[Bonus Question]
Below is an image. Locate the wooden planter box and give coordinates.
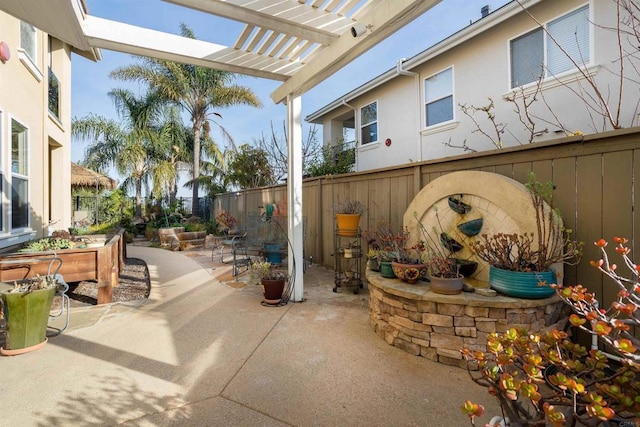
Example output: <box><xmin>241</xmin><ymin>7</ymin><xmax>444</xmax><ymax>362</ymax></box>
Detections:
<box><xmin>0</xmin><ymin>229</ymin><xmax>126</xmax><ymax>304</ymax></box>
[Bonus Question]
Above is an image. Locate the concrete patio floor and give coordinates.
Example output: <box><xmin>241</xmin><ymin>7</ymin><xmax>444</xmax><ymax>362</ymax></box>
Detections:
<box><xmin>1</xmin><ymin>245</ymin><xmax>500</xmax><ymax>426</ymax></box>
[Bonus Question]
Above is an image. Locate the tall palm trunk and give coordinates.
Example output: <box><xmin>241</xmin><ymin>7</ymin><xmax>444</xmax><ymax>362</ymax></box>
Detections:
<box><xmin>191</xmin><ymin>118</ymin><xmax>202</xmax><ymax>217</ymax></box>
<box><xmin>135</xmin><ymin>177</ymin><xmax>143</xmax><ymax>219</ymax></box>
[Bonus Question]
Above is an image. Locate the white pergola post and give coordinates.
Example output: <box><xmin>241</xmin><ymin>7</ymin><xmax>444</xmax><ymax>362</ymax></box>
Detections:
<box><xmin>286</xmin><ymin>93</ymin><xmax>304</xmax><ymax>302</ymax></box>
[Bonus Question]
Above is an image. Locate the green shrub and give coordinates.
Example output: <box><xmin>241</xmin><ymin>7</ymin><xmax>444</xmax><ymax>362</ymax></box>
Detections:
<box><xmin>20</xmin><ymin>238</ymin><xmax>73</xmax><ymax>252</ymax></box>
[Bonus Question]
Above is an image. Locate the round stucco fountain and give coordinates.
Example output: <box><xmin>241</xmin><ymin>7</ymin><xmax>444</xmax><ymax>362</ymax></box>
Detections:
<box><xmin>366</xmin><ymin>171</ymin><xmax>568</xmax><ymax>368</ymax></box>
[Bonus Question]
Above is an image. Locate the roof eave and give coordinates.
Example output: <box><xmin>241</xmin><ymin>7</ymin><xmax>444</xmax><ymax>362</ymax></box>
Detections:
<box><xmin>305</xmin><ymin>0</ymin><xmax>542</xmax><ymax>123</ymax></box>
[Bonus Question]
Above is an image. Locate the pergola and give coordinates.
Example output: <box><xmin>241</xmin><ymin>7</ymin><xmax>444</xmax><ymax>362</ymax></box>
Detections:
<box><xmin>1</xmin><ymin>0</ymin><xmax>441</xmax><ymax>301</ymax></box>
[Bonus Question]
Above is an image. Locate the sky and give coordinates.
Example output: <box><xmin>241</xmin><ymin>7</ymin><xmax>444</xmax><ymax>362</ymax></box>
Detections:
<box><xmin>71</xmin><ymin>0</ymin><xmax>511</xmax><ymax>192</ymax></box>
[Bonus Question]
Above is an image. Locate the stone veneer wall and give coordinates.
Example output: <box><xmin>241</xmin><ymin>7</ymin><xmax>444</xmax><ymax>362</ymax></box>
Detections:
<box><xmin>367</xmin><ymin>272</ymin><xmax>569</xmax><ymax>369</ymax></box>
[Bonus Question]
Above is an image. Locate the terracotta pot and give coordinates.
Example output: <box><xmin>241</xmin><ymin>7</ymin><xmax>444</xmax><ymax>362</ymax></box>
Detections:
<box><xmin>336</xmin><ymin>214</ymin><xmax>360</xmax><ymax>237</ymax></box>
<box><xmin>429</xmin><ymin>274</ymin><xmax>464</xmax><ymax>295</ymax></box>
<box><xmin>391</xmin><ymin>261</ymin><xmax>427</xmax><ymax>284</ymax></box>
<box><xmin>261</xmin><ymin>278</ymin><xmax>285</xmax><ymax>303</ymax></box>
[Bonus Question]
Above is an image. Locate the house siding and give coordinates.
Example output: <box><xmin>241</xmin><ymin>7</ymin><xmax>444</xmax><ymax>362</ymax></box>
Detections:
<box><xmin>311</xmin><ymin>0</ymin><xmax>632</xmax><ymax>172</ymax></box>
<box><xmin>0</xmin><ymin>11</ymin><xmax>74</xmax><ymax>248</ymax></box>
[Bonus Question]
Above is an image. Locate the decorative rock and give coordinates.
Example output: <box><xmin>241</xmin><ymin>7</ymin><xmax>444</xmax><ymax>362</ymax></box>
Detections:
<box><xmin>455</xmin><ymin>327</ymin><xmax>477</xmax><ymax>338</ymax></box>
<box><xmin>488</xmin><ymin>307</ymin><xmax>506</xmax><ymax>318</ymax></box>
<box><xmin>393</xmin><ymin>339</ymin><xmax>421</xmax><ymax>356</ymax></box>
<box><xmin>476</xmin><ymin>288</ymin><xmax>497</xmax><ymax>297</ymax></box>
<box><xmin>454</xmin><ymin>316</ymin><xmax>475</xmax><ymax>327</ymax></box>
<box><xmin>432</xmin><ymin>326</ymin><xmax>456</xmax><ymax>335</ymax></box>
<box><xmin>437</xmin><ymin>303</ymin><xmax>465</xmax><ymax>316</ymax></box>
<box><xmin>465</xmin><ymin>306</ymin><xmax>489</xmax><ymax>317</ymax></box>
<box><xmin>437</xmin><ymin>348</ymin><xmax>464</xmax><ymax>360</ymax></box>
<box><xmin>422</xmin><ymin>313</ymin><xmax>454</xmax><ymax>327</ymax></box>
<box><xmin>430</xmin><ymin>333</ymin><xmax>464</xmax><ymax>350</ymax></box>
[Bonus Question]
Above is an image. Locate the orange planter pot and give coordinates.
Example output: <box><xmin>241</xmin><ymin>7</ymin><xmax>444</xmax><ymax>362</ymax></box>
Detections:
<box><xmin>336</xmin><ymin>214</ymin><xmax>361</xmax><ymax>236</ymax></box>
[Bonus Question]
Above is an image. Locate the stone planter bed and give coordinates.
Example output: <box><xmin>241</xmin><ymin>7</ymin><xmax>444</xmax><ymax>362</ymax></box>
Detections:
<box><xmin>366</xmin><ymin>269</ymin><xmax>568</xmax><ymax>369</ymax></box>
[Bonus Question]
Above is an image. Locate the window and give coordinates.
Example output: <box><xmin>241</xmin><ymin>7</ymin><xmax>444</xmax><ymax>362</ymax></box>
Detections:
<box><xmin>360</xmin><ymin>101</ymin><xmax>378</xmax><ymax>145</ymax></box>
<box><xmin>11</xmin><ymin>119</ymin><xmax>29</xmax><ymax>229</ymax></box>
<box><xmin>424</xmin><ymin>67</ymin><xmax>453</xmax><ymax>127</ymax></box>
<box><xmin>0</xmin><ymin>111</ymin><xmax>2</xmax><ymax>231</ymax></box>
<box><xmin>510</xmin><ymin>5</ymin><xmax>590</xmax><ymax>88</ymax></box>
<box><xmin>20</xmin><ymin>21</ymin><xmax>36</xmax><ymax>62</ymax></box>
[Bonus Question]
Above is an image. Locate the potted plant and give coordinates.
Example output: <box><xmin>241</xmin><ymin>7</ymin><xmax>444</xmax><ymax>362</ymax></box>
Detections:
<box><xmin>0</xmin><ymin>274</ymin><xmax>61</xmax><ymax>355</ymax></box>
<box><xmin>462</xmin><ymin>238</ymin><xmax>640</xmax><ymax>425</ymax></box>
<box><xmin>261</xmin><ymin>215</ymin><xmax>286</xmax><ymax>264</ymax></box>
<box><xmin>414</xmin><ymin>212</ymin><xmax>465</xmax><ymax>294</ymax></box>
<box><xmin>366</xmin><ymin>248</ymin><xmax>380</xmax><ymax>271</ymax></box>
<box><xmin>334</xmin><ymin>199</ymin><xmax>366</xmax><ymax>237</ymax></box>
<box><xmin>372</xmin><ymin>222</ymin><xmax>427</xmax><ymax>284</ymax></box>
<box><xmin>215</xmin><ymin>210</ymin><xmax>238</xmax><ymax>235</ymax></box>
<box><xmin>470</xmin><ymin>173</ymin><xmax>583</xmax><ymax>298</ymax></box>
<box><xmin>249</xmin><ymin>261</ymin><xmax>287</xmax><ymax>305</ymax></box>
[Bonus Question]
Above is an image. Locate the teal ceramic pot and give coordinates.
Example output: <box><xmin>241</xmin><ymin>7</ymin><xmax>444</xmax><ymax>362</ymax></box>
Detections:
<box><xmin>264</xmin><ymin>244</ymin><xmax>283</xmax><ymax>264</ymax></box>
<box><xmin>379</xmin><ymin>261</ymin><xmax>396</xmax><ymax>278</ymax></box>
<box><xmin>489</xmin><ymin>266</ymin><xmax>556</xmax><ymax>299</ymax></box>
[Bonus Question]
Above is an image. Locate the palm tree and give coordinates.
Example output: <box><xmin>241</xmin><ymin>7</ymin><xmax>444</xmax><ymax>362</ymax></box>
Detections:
<box><xmin>154</xmin><ymin>105</ymin><xmax>190</xmax><ymax>206</ymax></box>
<box><xmin>110</xmin><ymin>24</ymin><xmax>261</xmax><ymax>217</ymax></box>
<box><xmin>72</xmin><ymin>88</ymin><xmax>165</xmax><ymax>220</ymax></box>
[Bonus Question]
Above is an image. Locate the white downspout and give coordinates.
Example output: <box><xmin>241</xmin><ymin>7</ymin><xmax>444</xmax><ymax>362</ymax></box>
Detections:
<box><xmin>286</xmin><ymin>93</ymin><xmax>304</xmax><ymax>302</ymax></box>
<box><xmin>396</xmin><ymin>59</ymin><xmax>422</xmax><ymax>162</ymax></box>
<box><xmin>341</xmin><ymin>99</ymin><xmax>357</xmax><ymax>170</ymax></box>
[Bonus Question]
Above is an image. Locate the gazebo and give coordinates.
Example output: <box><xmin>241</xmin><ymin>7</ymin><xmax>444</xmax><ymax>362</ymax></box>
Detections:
<box><xmin>71</xmin><ymin>162</ymin><xmax>116</xmax><ymax>226</ymax></box>
<box><xmin>71</xmin><ymin>162</ymin><xmax>116</xmax><ymax>191</ymax></box>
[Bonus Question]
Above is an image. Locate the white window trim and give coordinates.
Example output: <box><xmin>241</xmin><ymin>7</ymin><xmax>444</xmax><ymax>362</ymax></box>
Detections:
<box><xmin>17</xmin><ymin>48</ymin><xmax>43</xmax><ymax>82</ymax></box>
<box><xmin>420</xmin><ymin>120</ymin><xmax>460</xmax><ymax>136</ymax></box>
<box><xmin>508</xmin><ymin>3</ymin><xmax>591</xmax><ymax>91</ymax></box>
<box><xmin>503</xmin><ymin>64</ymin><xmax>601</xmax><ymax>100</ymax></box>
<box><xmin>9</xmin><ymin>116</ymin><xmax>31</xmax><ymax>232</ymax></box>
<box><xmin>0</xmin><ymin>108</ymin><xmax>3</xmax><ymax>236</ymax></box>
<box><xmin>358</xmin><ymin>140</ymin><xmax>380</xmax><ymax>152</ymax></box>
<box><xmin>359</xmin><ymin>100</ymin><xmax>379</xmax><ymax>145</ymax></box>
<box><xmin>423</xmin><ymin>66</ymin><xmax>455</xmax><ymax>129</ymax></box>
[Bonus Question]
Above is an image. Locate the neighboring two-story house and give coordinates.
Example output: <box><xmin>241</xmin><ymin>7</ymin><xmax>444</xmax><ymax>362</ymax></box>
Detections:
<box><xmin>0</xmin><ymin>9</ymin><xmax>99</xmax><ymax>249</ymax></box>
<box><xmin>306</xmin><ymin>0</ymin><xmax>632</xmax><ymax>172</ymax></box>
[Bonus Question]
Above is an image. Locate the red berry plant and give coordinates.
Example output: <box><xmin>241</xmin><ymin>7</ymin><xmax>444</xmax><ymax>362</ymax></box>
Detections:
<box><xmin>461</xmin><ymin>237</ymin><xmax>640</xmax><ymax>426</ymax></box>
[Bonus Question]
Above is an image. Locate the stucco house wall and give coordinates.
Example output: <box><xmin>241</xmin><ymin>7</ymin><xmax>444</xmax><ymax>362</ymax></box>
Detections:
<box><xmin>308</xmin><ymin>0</ymin><xmax>629</xmax><ymax>172</ymax></box>
<box><xmin>0</xmin><ymin>11</ymin><xmax>87</xmax><ymax>248</ymax></box>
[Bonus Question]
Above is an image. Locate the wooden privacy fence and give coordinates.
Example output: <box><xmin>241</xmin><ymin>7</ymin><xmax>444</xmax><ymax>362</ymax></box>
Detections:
<box><xmin>214</xmin><ymin>127</ymin><xmax>640</xmax><ymax>308</ymax></box>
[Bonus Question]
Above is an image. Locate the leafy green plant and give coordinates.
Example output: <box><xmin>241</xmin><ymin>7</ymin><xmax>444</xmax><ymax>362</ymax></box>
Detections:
<box><xmin>249</xmin><ymin>261</ymin><xmax>287</xmax><ymax>284</ymax></box>
<box><xmin>20</xmin><ymin>238</ymin><xmax>73</xmax><ymax>252</ymax></box>
<box><xmin>306</xmin><ymin>137</ymin><xmax>355</xmax><ymax>177</ymax></box>
<box><xmin>184</xmin><ymin>222</ymin><xmax>206</xmax><ymax>232</ymax></box>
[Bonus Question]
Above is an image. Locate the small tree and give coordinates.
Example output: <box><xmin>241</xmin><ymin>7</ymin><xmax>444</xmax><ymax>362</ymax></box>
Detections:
<box><xmin>227</xmin><ymin>144</ymin><xmax>274</xmax><ymax>189</ymax></box>
<box><xmin>306</xmin><ymin>137</ymin><xmax>356</xmax><ymax>177</ymax></box>
<box><xmin>252</xmin><ymin>121</ymin><xmax>322</xmax><ymax>182</ymax></box>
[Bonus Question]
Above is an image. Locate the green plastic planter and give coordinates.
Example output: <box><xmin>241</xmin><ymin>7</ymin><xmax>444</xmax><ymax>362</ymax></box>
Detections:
<box><xmin>1</xmin><ymin>283</ymin><xmax>56</xmax><ymax>354</ymax></box>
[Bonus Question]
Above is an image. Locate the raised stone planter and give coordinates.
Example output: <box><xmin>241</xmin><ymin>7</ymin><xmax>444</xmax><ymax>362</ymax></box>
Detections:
<box><xmin>366</xmin><ymin>269</ymin><xmax>568</xmax><ymax>369</ymax></box>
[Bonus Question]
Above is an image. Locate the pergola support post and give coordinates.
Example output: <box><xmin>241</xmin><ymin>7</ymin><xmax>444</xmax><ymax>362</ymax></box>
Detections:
<box><xmin>286</xmin><ymin>93</ymin><xmax>304</xmax><ymax>302</ymax></box>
